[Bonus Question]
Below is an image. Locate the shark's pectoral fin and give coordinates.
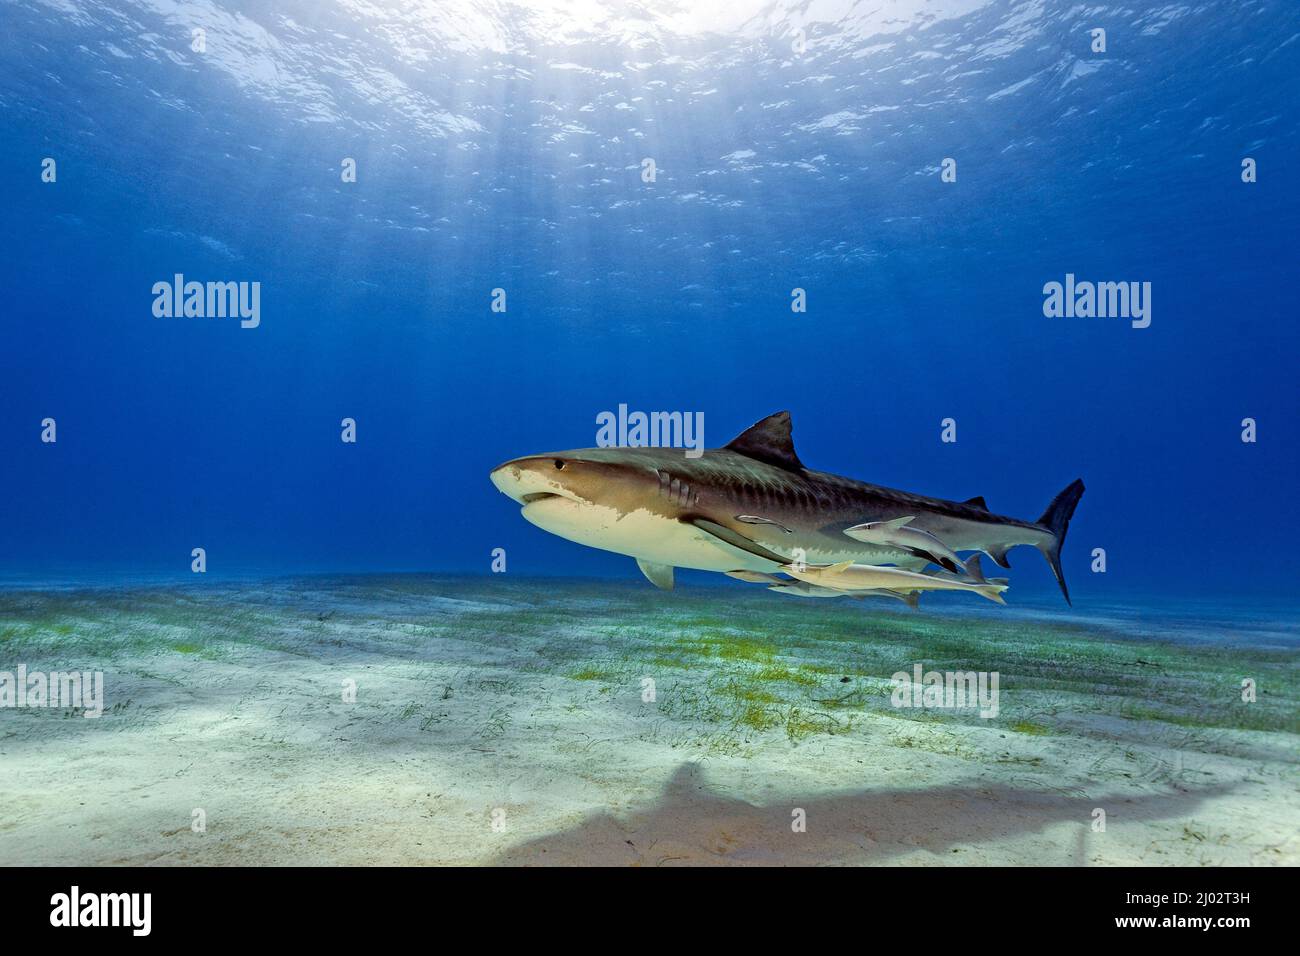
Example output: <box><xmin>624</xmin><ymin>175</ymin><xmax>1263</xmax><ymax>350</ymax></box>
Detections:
<box><xmin>636</xmin><ymin>558</ymin><xmax>675</xmax><ymax>591</ymax></box>
<box><xmin>685</xmin><ymin>517</ymin><xmax>789</xmax><ymax>565</ymax></box>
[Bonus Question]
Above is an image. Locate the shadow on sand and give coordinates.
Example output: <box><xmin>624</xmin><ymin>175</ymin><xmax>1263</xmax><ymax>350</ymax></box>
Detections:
<box><xmin>494</xmin><ymin>762</ymin><xmax>1231</xmax><ymax>866</ymax></box>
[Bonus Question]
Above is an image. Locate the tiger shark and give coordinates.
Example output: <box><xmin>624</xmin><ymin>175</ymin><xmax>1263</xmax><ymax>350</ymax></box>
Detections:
<box><xmin>489</xmin><ymin>411</ymin><xmax>1084</xmax><ymax>604</ymax></box>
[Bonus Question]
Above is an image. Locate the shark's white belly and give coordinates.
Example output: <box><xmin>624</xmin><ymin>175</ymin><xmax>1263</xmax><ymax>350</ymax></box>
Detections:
<box><xmin>521</xmin><ymin>498</ymin><xmax>773</xmax><ymax>572</ymax></box>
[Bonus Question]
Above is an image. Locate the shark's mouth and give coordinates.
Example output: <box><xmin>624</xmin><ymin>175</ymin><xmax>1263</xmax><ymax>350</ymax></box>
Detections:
<box><xmin>521</xmin><ymin>492</ymin><xmax>561</xmax><ymax>504</ymax></box>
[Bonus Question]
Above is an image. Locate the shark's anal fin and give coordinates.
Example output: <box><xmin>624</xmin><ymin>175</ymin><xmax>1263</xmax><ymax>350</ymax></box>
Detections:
<box><xmin>983</xmin><ymin>545</ymin><xmax>1012</xmax><ymax>569</ymax></box>
<box><xmin>636</xmin><ymin>559</ymin><xmax>675</xmax><ymax>591</ymax></box>
<box><xmin>685</xmin><ymin>517</ymin><xmax>788</xmax><ymax>565</ymax></box>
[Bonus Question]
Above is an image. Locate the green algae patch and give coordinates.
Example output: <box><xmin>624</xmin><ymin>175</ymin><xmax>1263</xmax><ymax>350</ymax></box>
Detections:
<box><xmin>1009</xmin><ymin>719</ymin><xmax>1051</xmax><ymax>736</ymax></box>
<box><xmin>754</xmin><ymin>664</ymin><xmax>820</xmax><ymax>687</ymax></box>
<box><xmin>716</xmin><ymin>638</ymin><xmax>778</xmax><ymax>663</ymax></box>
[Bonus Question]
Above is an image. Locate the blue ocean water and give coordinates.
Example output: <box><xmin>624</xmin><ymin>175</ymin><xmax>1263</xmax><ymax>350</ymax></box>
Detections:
<box><xmin>1</xmin><ymin>0</ymin><xmax>1297</xmax><ymax>605</ymax></box>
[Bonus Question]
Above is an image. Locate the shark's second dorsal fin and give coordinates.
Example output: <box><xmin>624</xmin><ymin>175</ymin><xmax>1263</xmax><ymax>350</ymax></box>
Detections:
<box><xmin>724</xmin><ymin>411</ymin><xmax>805</xmax><ymax>471</ymax></box>
<box><xmin>964</xmin><ymin>496</ymin><xmax>989</xmax><ymax>511</ymax></box>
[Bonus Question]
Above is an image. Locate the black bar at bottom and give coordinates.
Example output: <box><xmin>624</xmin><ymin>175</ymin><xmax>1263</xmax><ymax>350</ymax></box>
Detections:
<box><xmin>0</xmin><ymin>866</ymin><xmax>1280</xmax><ymax>941</ymax></box>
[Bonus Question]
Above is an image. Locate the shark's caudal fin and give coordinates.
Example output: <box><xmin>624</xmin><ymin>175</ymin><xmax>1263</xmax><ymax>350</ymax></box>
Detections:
<box><xmin>1035</xmin><ymin>479</ymin><xmax>1085</xmax><ymax>606</ymax></box>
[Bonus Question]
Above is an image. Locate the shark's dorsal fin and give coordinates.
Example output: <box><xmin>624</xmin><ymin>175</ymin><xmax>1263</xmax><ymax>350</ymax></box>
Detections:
<box><xmin>964</xmin><ymin>496</ymin><xmax>989</xmax><ymax>511</ymax></box>
<box><xmin>724</xmin><ymin>411</ymin><xmax>805</xmax><ymax>471</ymax></box>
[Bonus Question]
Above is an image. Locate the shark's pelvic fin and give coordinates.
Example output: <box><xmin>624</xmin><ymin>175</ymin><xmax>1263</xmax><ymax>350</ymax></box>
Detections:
<box><xmin>724</xmin><ymin>411</ymin><xmax>805</xmax><ymax>471</ymax></box>
<box><xmin>686</xmin><ymin>517</ymin><xmax>788</xmax><ymax>565</ymax></box>
<box><xmin>636</xmin><ymin>559</ymin><xmax>675</xmax><ymax>591</ymax></box>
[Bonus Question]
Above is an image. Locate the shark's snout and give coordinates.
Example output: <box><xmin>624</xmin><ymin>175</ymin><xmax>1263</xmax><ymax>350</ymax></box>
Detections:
<box><xmin>489</xmin><ymin>460</ymin><xmax>533</xmax><ymax>503</ymax></box>
<box><xmin>489</xmin><ymin>461</ymin><xmax>520</xmax><ymax>499</ymax></box>
<box><xmin>490</xmin><ymin>456</ymin><xmax>572</xmax><ymax>505</ymax></box>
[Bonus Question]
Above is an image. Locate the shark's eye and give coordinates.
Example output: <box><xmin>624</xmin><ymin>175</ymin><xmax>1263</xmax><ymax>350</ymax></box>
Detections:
<box><xmin>554</xmin><ymin>459</ymin><xmax>566</xmax><ymax>470</ymax></box>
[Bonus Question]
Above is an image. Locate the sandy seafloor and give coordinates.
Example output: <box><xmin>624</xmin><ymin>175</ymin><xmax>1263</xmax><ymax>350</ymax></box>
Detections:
<box><xmin>1</xmin><ymin>575</ymin><xmax>1295</xmax><ymax>866</ymax></box>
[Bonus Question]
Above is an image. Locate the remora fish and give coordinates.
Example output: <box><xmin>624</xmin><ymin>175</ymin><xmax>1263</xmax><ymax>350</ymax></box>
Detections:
<box><xmin>768</xmin><ymin>580</ymin><xmax>921</xmax><ymax>607</ymax></box>
<box><xmin>921</xmin><ymin>553</ymin><xmax>1008</xmax><ymax>587</ymax></box>
<box><xmin>489</xmin><ymin>411</ymin><xmax>1084</xmax><ymax>602</ymax></box>
<box><xmin>784</xmin><ymin>560</ymin><xmax>1008</xmax><ymax>604</ymax></box>
<box><xmin>843</xmin><ymin>516</ymin><xmax>966</xmax><ymax>574</ymax></box>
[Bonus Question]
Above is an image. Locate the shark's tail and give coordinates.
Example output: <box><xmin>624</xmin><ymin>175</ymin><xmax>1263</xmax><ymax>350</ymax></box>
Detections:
<box><xmin>1035</xmin><ymin>479</ymin><xmax>1085</xmax><ymax>606</ymax></box>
